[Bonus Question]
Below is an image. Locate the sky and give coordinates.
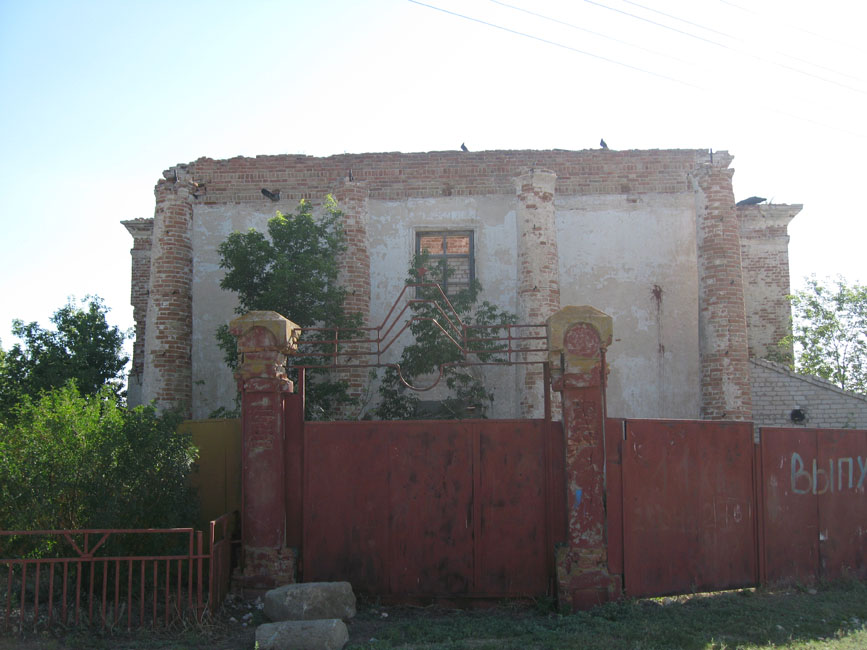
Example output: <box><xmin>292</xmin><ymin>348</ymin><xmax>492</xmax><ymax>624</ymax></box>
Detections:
<box><xmin>1</xmin><ymin>0</ymin><xmax>865</xmax><ymax>360</ymax></box>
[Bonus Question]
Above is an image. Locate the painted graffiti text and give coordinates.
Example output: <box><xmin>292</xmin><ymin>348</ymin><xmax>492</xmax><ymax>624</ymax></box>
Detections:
<box><xmin>790</xmin><ymin>452</ymin><xmax>867</xmax><ymax>495</ymax></box>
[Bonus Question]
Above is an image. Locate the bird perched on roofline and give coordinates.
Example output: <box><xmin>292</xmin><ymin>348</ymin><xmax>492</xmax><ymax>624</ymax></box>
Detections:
<box><xmin>600</xmin><ymin>138</ymin><xmax>609</xmax><ymax>150</ymax></box>
<box><xmin>461</xmin><ymin>142</ymin><xmax>469</xmax><ymax>152</ymax></box>
<box><xmin>736</xmin><ymin>196</ymin><xmax>766</xmax><ymax>206</ymax></box>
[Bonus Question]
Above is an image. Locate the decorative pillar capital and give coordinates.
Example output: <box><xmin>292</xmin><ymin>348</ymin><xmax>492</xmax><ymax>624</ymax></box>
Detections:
<box><xmin>229</xmin><ymin>311</ymin><xmax>301</xmax><ymax>385</ymax></box>
<box><xmin>547</xmin><ymin>306</ymin><xmax>612</xmax><ymax>388</ymax></box>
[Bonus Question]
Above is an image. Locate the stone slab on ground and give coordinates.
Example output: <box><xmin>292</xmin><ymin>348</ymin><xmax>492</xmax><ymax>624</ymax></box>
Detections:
<box><xmin>255</xmin><ymin>618</ymin><xmax>348</xmax><ymax>650</ymax></box>
<box><xmin>264</xmin><ymin>581</ymin><xmax>356</xmax><ymax>622</ymax></box>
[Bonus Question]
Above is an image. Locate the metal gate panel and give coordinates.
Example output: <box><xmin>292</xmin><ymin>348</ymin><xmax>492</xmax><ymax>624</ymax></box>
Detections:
<box><xmin>477</xmin><ymin>420</ymin><xmax>550</xmax><ymax>596</ymax></box>
<box><xmin>302</xmin><ymin>422</ymin><xmax>391</xmax><ymax>592</ymax></box>
<box><xmin>605</xmin><ymin>418</ymin><xmax>625</xmax><ymax>576</ymax></box>
<box><xmin>388</xmin><ymin>423</ymin><xmax>474</xmax><ymax>595</ymax></box>
<box><xmin>622</xmin><ymin>420</ymin><xmax>756</xmax><ymax>597</ymax></box>
<box><xmin>302</xmin><ymin>419</ymin><xmax>563</xmax><ymax>598</ymax></box>
<box><xmin>817</xmin><ymin>429</ymin><xmax>867</xmax><ymax>579</ymax></box>
<box><xmin>759</xmin><ymin>427</ymin><xmax>820</xmax><ymax>584</ymax></box>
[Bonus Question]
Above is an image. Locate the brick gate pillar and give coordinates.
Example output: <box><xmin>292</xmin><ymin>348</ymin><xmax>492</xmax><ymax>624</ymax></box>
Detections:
<box><xmin>230</xmin><ymin>311</ymin><xmax>301</xmax><ymax>593</ymax></box>
<box><xmin>547</xmin><ymin>306</ymin><xmax>621</xmax><ymax>610</ymax></box>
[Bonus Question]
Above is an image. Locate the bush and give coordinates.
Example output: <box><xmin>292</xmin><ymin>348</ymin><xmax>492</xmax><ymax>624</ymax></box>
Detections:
<box><xmin>0</xmin><ymin>382</ymin><xmax>198</xmax><ymax>556</ymax></box>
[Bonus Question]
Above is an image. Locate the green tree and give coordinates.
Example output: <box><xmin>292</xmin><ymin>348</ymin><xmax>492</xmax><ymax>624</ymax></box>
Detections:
<box><xmin>0</xmin><ymin>297</ymin><xmax>127</xmax><ymax>419</ymax></box>
<box><xmin>375</xmin><ymin>252</ymin><xmax>515</xmax><ymax>419</ymax></box>
<box><xmin>216</xmin><ymin>197</ymin><xmax>359</xmax><ymax>419</ymax></box>
<box><xmin>0</xmin><ymin>382</ymin><xmax>198</xmax><ymax>553</ymax></box>
<box><xmin>785</xmin><ymin>276</ymin><xmax>867</xmax><ymax>394</ymax></box>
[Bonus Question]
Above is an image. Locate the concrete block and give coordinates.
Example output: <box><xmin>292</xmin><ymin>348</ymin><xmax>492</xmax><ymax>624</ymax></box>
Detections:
<box><xmin>264</xmin><ymin>582</ymin><xmax>356</xmax><ymax>622</ymax></box>
<box><xmin>255</xmin><ymin>619</ymin><xmax>348</xmax><ymax>650</ymax></box>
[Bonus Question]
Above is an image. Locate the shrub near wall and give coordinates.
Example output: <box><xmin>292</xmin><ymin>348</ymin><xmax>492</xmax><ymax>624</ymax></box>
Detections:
<box><xmin>0</xmin><ymin>382</ymin><xmax>198</xmax><ymax>555</ymax></box>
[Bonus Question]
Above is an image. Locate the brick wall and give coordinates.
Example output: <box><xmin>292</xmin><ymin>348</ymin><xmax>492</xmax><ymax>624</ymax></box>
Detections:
<box><xmin>121</xmin><ymin>218</ymin><xmax>153</xmax><ymax>407</ymax></box>
<box><xmin>750</xmin><ymin>359</ymin><xmax>867</xmax><ymax>429</ymax></box>
<box><xmin>693</xmin><ymin>159</ymin><xmax>753</xmax><ymax>420</ymax></box>
<box><xmin>738</xmin><ymin>204</ymin><xmax>802</xmax><ymax>361</ymax></box>
<box><xmin>185</xmin><ymin>149</ymin><xmax>710</xmax><ymax>204</ymax></box>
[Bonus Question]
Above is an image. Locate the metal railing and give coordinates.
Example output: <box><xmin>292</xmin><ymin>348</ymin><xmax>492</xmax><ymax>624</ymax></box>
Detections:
<box><xmin>290</xmin><ymin>282</ymin><xmax>551</xmax><ymax>390</ymax></box>
<box><xmin>0</xmin><ymin>513</ymin><xmax>235</xmax><ymax>631</ymax></box>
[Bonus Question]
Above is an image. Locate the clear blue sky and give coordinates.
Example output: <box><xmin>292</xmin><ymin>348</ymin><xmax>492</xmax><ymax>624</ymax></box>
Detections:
<box><xmin>1</xmin><ymin>0</ymin><xmax>865</xmax><ymax>357</ymax></box>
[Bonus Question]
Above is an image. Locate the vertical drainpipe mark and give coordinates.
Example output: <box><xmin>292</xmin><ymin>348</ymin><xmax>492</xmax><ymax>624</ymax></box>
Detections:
<box><xmin>574</xmin><ymin>488</ymin><xmax>583</xmax><ymax>509</ymax></box>
<box><xmin>652</xmin><ymin>284</ymin><xmax>665</xmax><ymax>415</ymax></box>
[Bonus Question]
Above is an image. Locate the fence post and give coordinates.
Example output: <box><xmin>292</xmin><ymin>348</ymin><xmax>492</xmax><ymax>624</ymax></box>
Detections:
<box><xmin>547</xmin><ymin>306</ymin><xmax>622</xmax><ymax>610</ymax></box>
<box><xmin>230</xmin><ymin>311</ymin><xmax>301</xmax><ymax>594</ymax></box>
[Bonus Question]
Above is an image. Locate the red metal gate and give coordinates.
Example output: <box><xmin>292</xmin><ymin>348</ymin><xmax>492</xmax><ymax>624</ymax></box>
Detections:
<box><xmin>299</xmin><ymin>419</ymin><xmax>566</xmax><ymax>598</ymax></box>
<box><xmin>614</xmin><ymin>419</ymin><xmax>758</xmax><ymax>597</ymax></box>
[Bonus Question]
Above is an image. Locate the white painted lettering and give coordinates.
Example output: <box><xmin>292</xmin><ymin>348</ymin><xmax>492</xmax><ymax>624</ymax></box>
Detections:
<box><xmin>839</xmin><ymin>457</ymin><xmax>854</xmax><ymax>491</ymax></box>
<box><xmin>791</xmin><ymin>453</ymin><xmax>812</xmax><ymax>495</ymax></box>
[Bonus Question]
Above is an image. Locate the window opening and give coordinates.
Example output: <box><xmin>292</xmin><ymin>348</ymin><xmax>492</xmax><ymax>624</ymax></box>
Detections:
<box><xmin>416</xmin><ymin>231</ymin><xmax>474</xmax><ymax>296</ymax></box>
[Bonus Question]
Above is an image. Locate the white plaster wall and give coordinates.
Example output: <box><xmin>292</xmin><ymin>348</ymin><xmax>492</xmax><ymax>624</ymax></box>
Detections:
<box><xmin>556</xmin><ymin>193</ymin><xmax>701</xmax><ymax>419</ymax></box>
<box><xmin>191</xmin><ymin>203</ymin><xmax>275</xmax><ymax>418</ymax></box>
<box><xmin>190</xmin><ymin>192</ymin><xmax>703</xmax><ymax>420</ymax></box>
<box><xmin>366</xmin><ymin>196</ymin><xmax>520</xmax><ymax>418</ymax></box>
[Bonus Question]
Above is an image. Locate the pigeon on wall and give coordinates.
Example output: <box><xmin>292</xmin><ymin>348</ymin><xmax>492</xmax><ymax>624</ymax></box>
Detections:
<box><xmin>736</xmin><ymin>196</ymin><xmax>766</xmax><ymax>206</ymax></box>
<box><xmin>600</xmin><ymin>139</ymin><xmax>609</xmax><ymax>150</ymax></box>
<box><xmin>461</xmin><ymin>143</ymin><xmax>469</xmax><ymax>152</ymax></box>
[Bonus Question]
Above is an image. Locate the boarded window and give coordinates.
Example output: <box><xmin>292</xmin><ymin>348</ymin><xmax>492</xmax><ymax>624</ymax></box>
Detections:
<box><xmin>416</xmin><ymin>231</ymin><xmax>474</xmax><ymax>296</ymax></box>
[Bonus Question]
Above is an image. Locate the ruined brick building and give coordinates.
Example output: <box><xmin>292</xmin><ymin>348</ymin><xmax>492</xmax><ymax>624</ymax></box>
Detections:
<box><xmin>122</xmin><ymin>148</ymin><xmax>867</xmax><ymax>428</ymax></box>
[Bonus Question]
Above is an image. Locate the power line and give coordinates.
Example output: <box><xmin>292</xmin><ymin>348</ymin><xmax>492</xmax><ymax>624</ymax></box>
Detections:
<box><xmin>582</xmin><ymin>0</ymin><xmax>730</xmax><ymax>49</ymax></box>
<box><xmin>625</xmin><ymin>0</ymin><xmax>867</xmax><ymax>88</ymax></box>
<box><xmin>488</xmin><ymin>0</ymin><xmax>691</xmax><ymax>65</ymax></box>
<box><xmin>716</xmin><ymin>0</ymin><xmax>867</xmax><ymax>58</ymax></box>
<box><xmin>582</xmin><ymin>0</ymin><xmax>867</xmax><ymax>96</ymax></box>
<box><xmin>406</xmin><ymin>0</ymin><xmax>702</xmax><ymax>88</ymax></box>
<box><xmin>405</xmin><ymin>0</ymin><xmax>867</xmax><ymax>139</ymax></box>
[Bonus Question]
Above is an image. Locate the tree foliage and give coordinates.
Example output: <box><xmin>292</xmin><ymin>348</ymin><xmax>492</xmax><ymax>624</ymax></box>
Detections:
<box><xmin>375</xmin><ymin>252</ymin><xmax>515</xmax><ymax>419</ymax></box>
<box><xmin>0</xmin><ymin>382</ymin><xmax>198</xmax><ymax>553</ymax></box>
<box><xmin>216</xmin><ymin>197</ymin><xmax>359</xmax><ymax>419</ymax></box>
<box><xmin>786</xmin><ymin>276</ymin><xmax>867</xmax><ymax>394</ymax></box>
<box><xmin>0</xmin><ymin>297</ymin><xmax>127</xmax><ymax>419</ymax></box>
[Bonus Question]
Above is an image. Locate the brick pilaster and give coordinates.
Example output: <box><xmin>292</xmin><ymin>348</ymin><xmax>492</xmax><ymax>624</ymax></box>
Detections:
<box><xmin>141</xmin><ymin>168</ymin><xmax>194</xmax><ymax>416</ymax></box>
<box><xmin>738</xmin><ymin>203</ymin><xmax>802</xmax><ymax>361</ymax></box>
<box><xmin>693</xmin><ymin>159</ymin><xmax>752</xmax><ymax>420</ymax></box>
<box><xmin>515</xmin><ymin>169</ymin><xmax>561</xmax><ymax>418</ymax></box>
<box><xmin>333</xmin><ymin>180</ymin><xmax>371</xmax><ymax>419</ymax></box>
<box><xmin>121</xmin><ymin>218</ymin><xmax>153</xmax><ymax>407</ymax></box>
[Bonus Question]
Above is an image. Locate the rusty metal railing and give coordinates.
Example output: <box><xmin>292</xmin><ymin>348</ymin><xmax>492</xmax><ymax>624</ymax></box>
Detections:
<box><xmin>290</xmin><ymin>282</ymin><xmax>551</xmax><ymax>390</ymax></box>
<box><xmin>0</xmin><ymin>513</ymin><xmax>235</xmax><ymax>631</ymax></box>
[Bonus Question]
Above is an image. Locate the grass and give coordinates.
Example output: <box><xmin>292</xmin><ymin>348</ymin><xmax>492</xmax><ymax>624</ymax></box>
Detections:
<box><xmin>346</xmin><ymin>580</ymin><xmax>867</xmax><ymax>650</ymax></box>
<box><xmin>1</xmin><ymin>580</ymin><xmax>865</xmax><ymax>649</ymax></box>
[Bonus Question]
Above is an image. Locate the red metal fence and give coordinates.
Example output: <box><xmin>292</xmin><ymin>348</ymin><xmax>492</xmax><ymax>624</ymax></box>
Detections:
<box><xmin>605</xmin><ymin>421</ymin><xmax>867</xmax><ymax>597</ymax></box>
<box><xmin>758</xmin><ymin>427</ymin><xmax>867</xmax><ymax>583</ymax></box>
<box><xmin>0</xmin><ymin>513</ymin><xmax>234</xmax><ymax>631</ymax></box>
